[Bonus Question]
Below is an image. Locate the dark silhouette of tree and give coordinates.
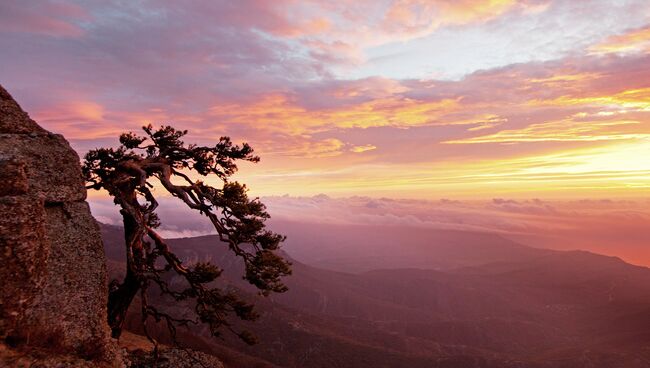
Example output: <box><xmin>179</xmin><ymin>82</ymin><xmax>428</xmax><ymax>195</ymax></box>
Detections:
<box><xmin>83</xmin><ymin>124</ymin><xmax>291</xmax><ymax>345</ymax></box>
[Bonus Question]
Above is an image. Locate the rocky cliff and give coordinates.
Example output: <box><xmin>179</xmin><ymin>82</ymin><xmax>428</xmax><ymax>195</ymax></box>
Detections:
<box><xmin>0</xmin><ymin>85</ymin><xmax>120</xmax><ymax>366</ymax></box>
<box><xmin>0</xmin><ymin>85</ymin><xmax>225</xmax><ymax>368</ymax></box>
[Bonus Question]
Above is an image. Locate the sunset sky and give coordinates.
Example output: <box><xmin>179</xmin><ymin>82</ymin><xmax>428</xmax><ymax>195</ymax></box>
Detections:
<box><xmin>1</xmin><ymin>0</ymin><xmax>650</xmax><ymax>199</ymax></box>
<box><xmin>2</xmin><ymin>1</ymin><xmax>650</xmax><ymax>267</ymax></box>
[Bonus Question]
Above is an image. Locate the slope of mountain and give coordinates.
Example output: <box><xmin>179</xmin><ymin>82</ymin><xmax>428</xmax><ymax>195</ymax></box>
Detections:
<box><xmin>101</xmin><ymin>223</ymin><xmax>650</xmax><ymax>368</ymax></box>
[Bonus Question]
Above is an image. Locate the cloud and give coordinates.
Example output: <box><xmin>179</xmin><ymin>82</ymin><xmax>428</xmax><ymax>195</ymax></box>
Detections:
<box><xmin>445</xmin><ymin>119</ymin><xmax>648</xmax><ymax>144</ymax></box>
<box><xmin>2</xmin><ymin>1</ymin><xmax>650</xmax><ymax>199</ymax></box>
<box><xmin>380</xmin><ymin>0</ymin><xmax>521</xmax><ymax>37</ymax></box>
<box><xmin>20</xmin><ymin>50</ymin><xmax>650</xmax><ymax>198</ymax></box>
<box><xmin>489</xmin><ymin>198</ymin><xmax>558</xmax><ymax>215</ymax></box>
<box><xmin>266</xmin><ymin>137</ymin><xmax>347</xmax><ymax>158</ymax></box>
<box><xmin>589</xmin><ymin>24</ymin><xmax>650</xmax><ymax>55</ymax></box>
<box><xmin>0</xmin><ymin>1</ymin><xmax>88</xmax><ymax>37</ymax></box>
<box><xmin>350</xmin><ymin>144</ymin><xmax>377</xmax><ymax>153</ymax></box>
<box><xmin>207</xmin><ymin>92</ymin><xmax>464</xmax><ymax>135</ymax></box>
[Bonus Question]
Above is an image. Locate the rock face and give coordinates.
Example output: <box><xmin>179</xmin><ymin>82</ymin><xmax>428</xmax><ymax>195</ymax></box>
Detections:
<box><xmin>0</xmin><ymin>85</ymin><xmax>120</xmax><ymax>366</ymax></box>
<box><xmin>127</xmin><ymin>348</ymin><xmax>225</xmax><ymax>368</ymax></box>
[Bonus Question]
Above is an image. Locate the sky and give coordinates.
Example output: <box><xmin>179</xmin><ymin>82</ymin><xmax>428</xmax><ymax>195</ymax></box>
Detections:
<box><xmin>2</xmin><ymin>0</ymin><xmax>649</xmax><ymax>265</ymax></box>
<box><xmin>1</xmin><ymin>0</ymin><xmax>650</xmax><ymax>200</ymax></box>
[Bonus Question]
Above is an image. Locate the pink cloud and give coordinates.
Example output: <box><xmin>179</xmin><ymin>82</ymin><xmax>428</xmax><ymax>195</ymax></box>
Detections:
<box><xmin>0</xmin><ymin>1</ymin><xmax>88</xmax><ymax>37</ymax></box>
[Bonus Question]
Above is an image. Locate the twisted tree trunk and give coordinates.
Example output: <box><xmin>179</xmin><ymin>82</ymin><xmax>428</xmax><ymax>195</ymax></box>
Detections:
<box><xmin>107</xmin><ymin>210</ymin><xmax>144</xmax><ymax>338</ymax></box>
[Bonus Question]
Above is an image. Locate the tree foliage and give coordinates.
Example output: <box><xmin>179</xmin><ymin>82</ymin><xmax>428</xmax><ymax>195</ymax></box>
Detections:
<box><xmin>83</xmin><ymin>124</ymin><xmax>291</xmax><ymax>344</ymax></box>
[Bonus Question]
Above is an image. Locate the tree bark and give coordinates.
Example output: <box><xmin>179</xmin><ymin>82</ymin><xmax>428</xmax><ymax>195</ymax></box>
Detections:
<box><xmin>107</xmin><ymin>210</ymin><xmax>143</xmax><ymax>339</ymax></box>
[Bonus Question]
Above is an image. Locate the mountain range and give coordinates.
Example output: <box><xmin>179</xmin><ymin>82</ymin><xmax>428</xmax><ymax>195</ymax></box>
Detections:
<box><xmin>101</xmin><ymin>221</ymin><xmax>650</xmax><ymax>368</ymax></box>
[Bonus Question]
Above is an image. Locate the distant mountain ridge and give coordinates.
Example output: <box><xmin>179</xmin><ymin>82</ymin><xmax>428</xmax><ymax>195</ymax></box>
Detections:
<box><xmin>271</xmin><ymin>220</ymin><xmax>552</xmax><ymax>272</ymax></box>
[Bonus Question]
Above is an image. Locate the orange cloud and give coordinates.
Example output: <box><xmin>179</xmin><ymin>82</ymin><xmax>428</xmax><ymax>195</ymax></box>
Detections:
<box><xmin>589</xmin><ymin>25</ymin><xmax>650</xmax><ymax>55</ymax></box>
<box><xmin>350</xmin><ymin>144</ymin><xmax>377</xmax><ymax>153</ymax></box>
<box><xmin>32</xmin><ymin>100</ymin><xmax>109</xmax><ymax>137</ymax></box>
<box><xmin>208</xmin><ymin>93</ymin><xmax>464</xmax><ymax>134</ymax></box>
<box><xmin>528</xmin><ymin>88</ymin><xmax>650</xmax><ymax>113</ymax></box>
<box><xmin>265</xmin><ymin>138</ymin><xmax>346</xmax><ymax>158</ymax></box>
<box><xmin>381</xmin><ymin>0</ymin><xmax>519</xmax><ymax>39</ymax></box>
<box><xmin>527</xmin><ymin>72</ymin><xmax>601</xmax><ymax>85</ymax></box>
<box><xmin>269</xmin><ymin>17</ymin><xmax>332</xmax><ymax>37</ymax></box>
<box><xmin>445</xmin><ymin>119</ymin><xmax>648</xmax><ymax>144</ymax></box>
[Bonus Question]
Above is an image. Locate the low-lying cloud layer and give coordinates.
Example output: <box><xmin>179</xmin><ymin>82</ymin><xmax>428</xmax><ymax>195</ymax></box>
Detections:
<box><xmin>89</xmin><ymin>194</ymin><xmax>650</xmax><ymax>267</ymax></box>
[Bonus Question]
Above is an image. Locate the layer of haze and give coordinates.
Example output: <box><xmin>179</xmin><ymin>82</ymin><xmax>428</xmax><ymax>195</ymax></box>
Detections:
<box><xmin>90</xmin><ymin>195</ymin><xmax>650</xmax><ymax>267</ymax></box>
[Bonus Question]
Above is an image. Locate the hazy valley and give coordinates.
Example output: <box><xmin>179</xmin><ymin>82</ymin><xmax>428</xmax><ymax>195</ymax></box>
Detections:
<box><xmin>102</xmin><ymin>222</ymin><xmax>650</xmax><ymax>368</ymax></box>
